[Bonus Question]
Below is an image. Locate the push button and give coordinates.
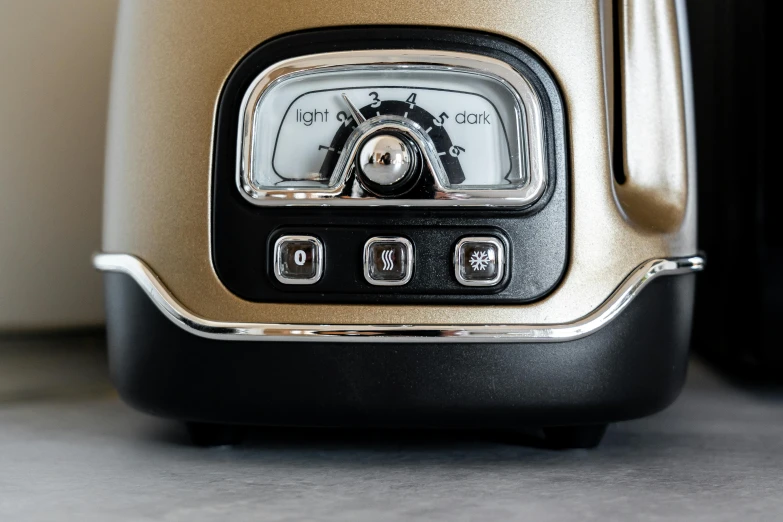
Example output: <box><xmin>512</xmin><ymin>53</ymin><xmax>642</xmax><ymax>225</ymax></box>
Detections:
<box><xmin>363</xmin><ymin>237</ymin><xmax>414</xmax><ymax>286</ymax></box>
<box><xmin>273</xmin><ymin>235</ymin><xmax>323</xmax><ymax>285</ymax></box>
<box><xmin>454</xmin><ymin>237</ymin><xmax>505</xmax><ymax>286</ymax></box>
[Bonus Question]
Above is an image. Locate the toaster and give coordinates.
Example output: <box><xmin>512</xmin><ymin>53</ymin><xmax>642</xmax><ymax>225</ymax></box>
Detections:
<box><xmin>95</xmin><ymin>0</ymin><xmax>702</xmax><ymax>448</ymax></box>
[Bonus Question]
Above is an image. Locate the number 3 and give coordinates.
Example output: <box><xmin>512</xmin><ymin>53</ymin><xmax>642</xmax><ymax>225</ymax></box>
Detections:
<box><xmin>369</xmin><ymin>91</ymin><xmax>381</xmax><ymax>108</ymax></box>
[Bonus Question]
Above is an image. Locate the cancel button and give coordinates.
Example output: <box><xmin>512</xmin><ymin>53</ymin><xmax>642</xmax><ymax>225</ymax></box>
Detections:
<box><xmin>273</xmin><ymin>235</ymin><xmax>324</xmax><ymax>285</ymax></box>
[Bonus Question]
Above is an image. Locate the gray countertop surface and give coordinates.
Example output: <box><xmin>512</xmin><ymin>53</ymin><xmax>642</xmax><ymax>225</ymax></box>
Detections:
<box><xmin>1</xmin><ymin>334</ymin><xmax>782</xmax><ymax>521</ymax></box>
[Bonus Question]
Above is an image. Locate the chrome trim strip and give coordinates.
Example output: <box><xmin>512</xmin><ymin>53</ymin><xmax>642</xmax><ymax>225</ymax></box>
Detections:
<box><xmin>236</xmin><ymin>50</ymin><xmax>546</xmax><ymax>207</ymax></box>
<box><xmin>94</xmin><ymin>253</ymin><xmax>703</xmax><ymax>343</ymax></box>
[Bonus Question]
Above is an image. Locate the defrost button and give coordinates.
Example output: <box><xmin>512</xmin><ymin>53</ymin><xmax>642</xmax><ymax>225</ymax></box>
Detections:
<box><xmin>454</xmin><ymin>237</ymin><xmax>505</xmax><ymax>287</ymax></box>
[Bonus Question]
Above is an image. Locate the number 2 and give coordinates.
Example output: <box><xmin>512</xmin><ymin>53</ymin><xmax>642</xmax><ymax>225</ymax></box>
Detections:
<box><xmin>336</xmin><ymin>111</ymin><xmax>353</xmax><ymax>127</ymax></box>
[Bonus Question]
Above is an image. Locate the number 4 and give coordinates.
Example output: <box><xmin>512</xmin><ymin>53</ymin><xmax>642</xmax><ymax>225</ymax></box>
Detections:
<box><xmin>406</xmin><ymin>93</ymin><xmax>417</xmax><ymax>108</ymax></box>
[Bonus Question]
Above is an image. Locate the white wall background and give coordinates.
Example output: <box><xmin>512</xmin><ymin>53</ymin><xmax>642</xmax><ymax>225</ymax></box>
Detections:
<box><xmin>0</xmin><ymin>0</ymin><xmax>118</xmax><ymax>330</ymax></box>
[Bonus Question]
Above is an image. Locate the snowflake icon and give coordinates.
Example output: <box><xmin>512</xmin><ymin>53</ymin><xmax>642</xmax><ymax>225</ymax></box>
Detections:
<box><xmin>469</xmin><ymin>250</ymin><xmax>490</xmax><ymax>271</ymax></box>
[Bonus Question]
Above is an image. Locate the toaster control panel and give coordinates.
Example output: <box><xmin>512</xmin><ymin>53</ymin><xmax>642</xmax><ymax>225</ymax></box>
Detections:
<box><xmin>211</xmin><ymin>28</ymin><xmax>568</xmax><ymax>304</ymax></box>
<box><xmin>271</xmin><ymin>232</ymin><xmax>508</xmax><ymax>291</ymax></box>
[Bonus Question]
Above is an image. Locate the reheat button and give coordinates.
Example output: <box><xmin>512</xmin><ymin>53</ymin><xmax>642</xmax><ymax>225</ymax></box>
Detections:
<box><xmin>363</xmin><ymin>237</ymin><xmax>414</xmax><ymax>286</ymax></box>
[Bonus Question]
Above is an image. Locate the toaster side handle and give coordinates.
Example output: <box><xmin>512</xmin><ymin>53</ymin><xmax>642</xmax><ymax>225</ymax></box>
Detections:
<box><xmin>611</xmin><ymin>0</ymin><xmax>692</xmax><ymax>233</ymax></box>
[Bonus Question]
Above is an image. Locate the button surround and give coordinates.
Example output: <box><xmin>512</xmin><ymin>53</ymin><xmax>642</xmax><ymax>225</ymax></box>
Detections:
<box><xmin>273</xmin><ymin>235</ymin><xmax>324</xmax><ymax>285</ymax></box>
<box><xmin>363</xmin><ymin>236</ymin><xmax>414</xmax><ymax>286</ymax></box>
<box><xmin>454</xmin><ymin>236</ymin><xmax>506</xmax><ymax>287</ymax></box>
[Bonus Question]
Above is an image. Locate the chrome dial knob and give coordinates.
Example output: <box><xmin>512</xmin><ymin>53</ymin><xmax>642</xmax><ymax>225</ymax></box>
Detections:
<box><xmin>358</xmin><ymin>134</ymin><xmax>413</xmax><ymax>186</ymax></box>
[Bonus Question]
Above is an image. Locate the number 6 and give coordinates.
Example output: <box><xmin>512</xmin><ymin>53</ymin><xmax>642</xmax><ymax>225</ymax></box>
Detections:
<box><xmin>449</xmin><ymin>145</ymin><xmax>466</xmax><ymax>157</ymax></box>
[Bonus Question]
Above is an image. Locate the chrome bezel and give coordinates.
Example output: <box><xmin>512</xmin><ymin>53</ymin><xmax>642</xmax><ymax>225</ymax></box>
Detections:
<box><xmin>93</xmin><ymin>253</ymin><xmax>705</xmax><ymax>343</ymax></box>
<box><xmin>236</xmin><ymin>50</ymin><xmax>547</xmax><ymax>207</ymax></box>
<box><xmin>454</xmin><ymin>236</ymin><xmax>506</xmax><ymax>287</ymax></box>
<box><xmin>272</xmin><ymin>235</ymin><xmax>324</xmax><ymax>285</ymax></box>
<box><xmin>362</xmin><ymin>236</ymin><xmax>414</xmax><ymax>286</ymax></box>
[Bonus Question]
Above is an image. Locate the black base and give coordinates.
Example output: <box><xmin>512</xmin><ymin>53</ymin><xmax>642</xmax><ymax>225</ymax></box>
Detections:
<box><xmin>541</xmin><ymin>424</ymin><xmax>608</xmax><ymax>449</ymax></box>
<box><xmin>105</xmin><ymin>273</ymin><xmax>694</xmax><ymax>439</ymax></box>
<box><xmin>186</xmin><ymin>422</ymin><xmax>247</xmax><ymax>447</ymax></box>
<box><xmin>183</xmin><ymin>422</ymin><xmax>609</xmax><ymax>449</ymax></box>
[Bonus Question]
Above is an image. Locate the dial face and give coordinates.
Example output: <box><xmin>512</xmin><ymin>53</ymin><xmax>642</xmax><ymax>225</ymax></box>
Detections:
<box><xmin>248</xmin><ymin>66</ymin><xmax>527</xmax><ymax>190</ymax></box>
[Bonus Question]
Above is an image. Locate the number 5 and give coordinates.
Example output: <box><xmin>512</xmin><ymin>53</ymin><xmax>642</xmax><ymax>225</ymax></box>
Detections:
<box><xmin>433</xmin><ymin>112</ymin><xmax>449</xmax><ymax>127</ymax></box>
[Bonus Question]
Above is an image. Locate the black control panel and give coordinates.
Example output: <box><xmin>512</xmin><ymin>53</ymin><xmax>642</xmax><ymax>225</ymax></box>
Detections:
<box><xmin>268</xmin><ymin>227</ymin><xmax>512</xmax><ymax>296</ymax></box>
<box><xmin>211</xmin><ymin>27</ymin><xmax>569</xmax><ymax>304</ymax></box>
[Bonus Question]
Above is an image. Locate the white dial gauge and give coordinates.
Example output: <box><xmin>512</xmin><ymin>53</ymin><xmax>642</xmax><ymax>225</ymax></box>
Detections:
<box><xmin>237</xmin><ymin>51</ymin><xmax>546</xmax><ymax>207</ymax></box>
